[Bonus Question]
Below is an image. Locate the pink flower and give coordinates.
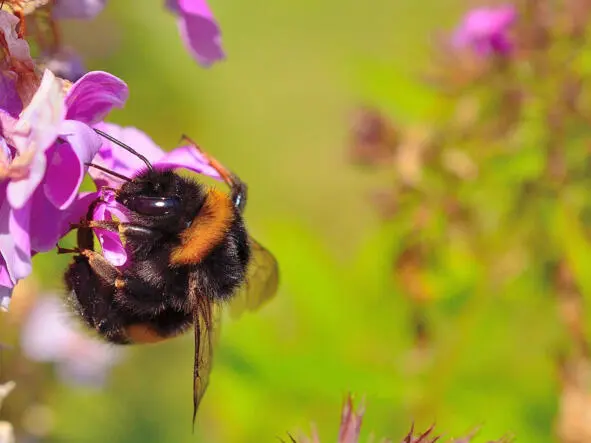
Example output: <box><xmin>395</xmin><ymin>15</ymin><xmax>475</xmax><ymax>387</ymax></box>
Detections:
<box><xmin>0</xmin><ymin>69</ymin><xmax>128</xmax><ymax>308</ymax></box>
<box><xmin>452</xmin><ymin>5</ymin><xmax>517</xmax><ymax>56</ymax></box>
<box><xmin>166</xmin><ymin>0</ymin><xmax>225</xmax><ymax>67</ymax></box>
<box><xmin>88</xmin><ymin>122</ymin><xmax>221</xmax><ymax>266</ymax></box>
<box><xmin>39</xmin><ymin>47</ymin><xmax>87</xmax><ymax>82</ymax></box>
<box><xmin>51</xmin><ymin>0</ymin><xmax>107</xmax><ymax>19</ymax></box>
<box><xmin>21</xmin><ymin>295</ymin><xmax>123</xmax><ymax>387</ymax></box>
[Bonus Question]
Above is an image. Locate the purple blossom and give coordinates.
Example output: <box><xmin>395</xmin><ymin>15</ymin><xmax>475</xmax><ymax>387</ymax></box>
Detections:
<box><xmin>452</xmin><ymin>5</ymin><xmax>517</xmax><ymax>56</ymax></box>
<box><xmin>21</xmin><ymin>295</ymin><xmax>123</xmax><ymax>387</ymax></box>
<box><xmin>88</xmin><ymin>122</ymin><xmax>222</xmax><ymax>266</ymax></box>
<box><xmin>51</xmin><ymin>0</ymin><xmax>107</xmax><ymax>19</ymax></box>
<box><xmin>166</xmin><ymin>0</ymin><xmax>225</xmax><ymax>67</ymax></box>
<box><xmin>0</xmin><ymin>68</ymin><xmax>128</xmax><ymax>308</ymax></box>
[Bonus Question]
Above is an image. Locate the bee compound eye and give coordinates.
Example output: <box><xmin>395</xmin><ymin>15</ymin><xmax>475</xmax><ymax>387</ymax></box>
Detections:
<box><xmin>127</xmin><ymin>196</ymin><xmax>181</xmax><ymax>216</ymax></box>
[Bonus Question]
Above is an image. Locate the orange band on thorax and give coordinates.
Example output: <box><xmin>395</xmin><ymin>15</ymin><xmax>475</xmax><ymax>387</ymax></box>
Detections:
<box><xmin>170</xmin><ymin>188</ymin><xmax>234</xmax><ymax>266</ymax></box>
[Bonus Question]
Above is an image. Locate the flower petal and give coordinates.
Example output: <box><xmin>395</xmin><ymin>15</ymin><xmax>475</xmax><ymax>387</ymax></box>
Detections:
<box><xmin>0</xmin><ymin>195</ymin><xmax>32</xmax><ymax>283</ymax></box>
<box><xmin>175</xmin><ymin>0</ymin><xmax>225</xmax><ymax>67</ymax></box>
<box><xmin>154</xmin><ymin>145</ymin><xmax>221</xmax><ymax>179</ymax></box>
<box><xmin>96</xmin><ymin>229</ymin><xmax>127</xmax><ymax>267</ymax></box>
<box><xmin>338</xmin><ymin>396</ymin><xmax>364</xmax><ymax>443</ymax></box>
<box><xmin>0</xmin><ymin>11</ymin><xmax>40</xmax><ymax>108</ymax></box>
<box><xmin>0</xmin><ymin>256</ymin><xmax>12</xmax><ymax>288</ymax></box>
<box><xmin>52</xmin><ymin>0</ymin><xmax>107</xmax><ymax>19</ymax></box>
<box><xmin>0</xmin><ymin>289</ymin><xmax>11</xmax><ymax>311</ymax></box>
<box><xmin>92</xmin><ymin>193</ymin><xmax>129</xmax><ymax>267</ymax></box>
<box><xmin>65</xmin><ymin>72</ymin><xmax>128</xmax><ymax>125</ymax></box>
<box><xmin>43</xmin><ymin>121</ymin><xmax>101</xmax><ymax>210</ymax></box>
<box><xmin>6</xmin><ymin>150</ymin><xmax>47</xmax><ymax>209</ymax></box>
<box><xmin>28</xmin><ymin>189</ymin><xmax>61</xmax><ymax>252</ymax></box>
<box><xmin>89</xmin><ymin>123</ymin><xmax>164</xmax><ymax>187</ymax></box>
<box><xmin>0</xmin><ymin>11</ymin><xmax>34</xmax><ymax>64</ymax></box>
<box><xmin>10</xmin><ymin>69</ymin><xmax>65</xmax><ymax>155</ymax></box>
<box><xmin>0</xmin><ymin>74</ymin><xmax>23</xmax><ymax>117</ymax></box>
<box><xmin>27</xmin><ymin>190</ymin><xmax>97</xmax><ymax>252</ymax></box>
<box><xmin>0</xmin><ymin>254</ymin><xmax>14</xmax><ymax>311</ymax></box>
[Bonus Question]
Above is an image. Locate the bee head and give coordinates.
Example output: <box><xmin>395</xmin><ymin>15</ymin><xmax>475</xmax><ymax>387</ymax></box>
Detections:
<box><xmin>116</xmin><ymin>169</ymin><xmax>206</xmax><ymax>233</ymax></box>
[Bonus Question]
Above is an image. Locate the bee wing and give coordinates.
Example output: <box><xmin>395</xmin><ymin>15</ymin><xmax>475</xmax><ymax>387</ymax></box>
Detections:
<box><xmin>228</xmin><ymin>237</ymin><xmax>279</xmax><ymax>319</ymax></box>
<box><xmin>191</xmin><ymin>282</ymin><xmax>222</xmax><ymax>427</ymax></box>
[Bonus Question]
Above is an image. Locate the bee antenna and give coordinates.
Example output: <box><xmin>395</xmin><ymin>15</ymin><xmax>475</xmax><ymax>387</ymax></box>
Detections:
<box><xmin>94</xmin><ymin>128</ymin><xmax>153</xmax><ymax>171</ymax></box>
<box><xmin>85</xmin><ymin>163</ymin><xmax>132</xmax><ymax>182</ymax></box>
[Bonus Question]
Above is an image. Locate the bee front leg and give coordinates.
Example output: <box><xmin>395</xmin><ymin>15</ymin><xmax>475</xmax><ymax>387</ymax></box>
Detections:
<box><xmin>69</xmin><ymin>220</ymin><xmax>120</xmax><ymax>232</ymax></box>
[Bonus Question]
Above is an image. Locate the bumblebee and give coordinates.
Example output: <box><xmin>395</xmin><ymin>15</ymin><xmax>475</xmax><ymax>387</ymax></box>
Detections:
<box><xmin>60</xmin><ymin>130</ymin><xmax>279</xmax><ymax>423</ymax></box>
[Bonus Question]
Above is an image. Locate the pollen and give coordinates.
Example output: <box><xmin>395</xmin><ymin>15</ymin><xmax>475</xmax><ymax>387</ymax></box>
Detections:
<box><xmin>115</xmin><ymin>278</ymin><xmax>125</xmax><ymax>290</ymax></box>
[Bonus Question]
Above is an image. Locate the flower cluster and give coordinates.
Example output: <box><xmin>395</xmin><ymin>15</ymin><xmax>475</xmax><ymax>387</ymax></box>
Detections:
<box><xmin>0</xmin><ymin>10</ymin><xmax>129</xmax><ymax>308</ymax></box>
<box><xmin>351</xmin><ymin>0</ymin><xmax>591</xmax><ymax>439</ymax></box>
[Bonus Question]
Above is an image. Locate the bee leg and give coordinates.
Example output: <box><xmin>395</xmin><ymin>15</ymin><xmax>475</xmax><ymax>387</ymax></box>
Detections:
<box><xmin>69</xmin><ymin>220</ymin><xmax>120</xmax><ymax>232</ymax></box>
<box><xmin>79</xmin><ymin>249</ymin><xmax>121</xmax><ymax>284</ymax></box>
<box><xmin>56</xmin><ymin>245</ymin><xmax>80</xmax><ymax>255</ymax></box>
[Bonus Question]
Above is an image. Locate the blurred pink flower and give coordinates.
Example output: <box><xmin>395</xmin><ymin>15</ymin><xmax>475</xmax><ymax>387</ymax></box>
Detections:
<box><xmin>21</xmin><ymin>295</ymin><xmax>123</xmax><ymax>387</ymax></box>
<box><xmin>51</xmin><ymin>0</ymin><xmax>107</xmax><ymax>19</ymax></box>
<box><xmin>88</xmin><ymin>122</ymin><xmax>222</xmax><ymax>266</ymax></box>
<box><xmin>166</xmin><ymin>0</ymin><xmax>225</xmax><ymax>67</ymax></box>
<box><xmin>39</xmin><ymin>47</ymin><xmax>87</xmax><ymax>82</ymax></box>
<box><xmin>452</xmin><ymin>5</ymin><xmax>517</xmax><ymax>56</ymax></box>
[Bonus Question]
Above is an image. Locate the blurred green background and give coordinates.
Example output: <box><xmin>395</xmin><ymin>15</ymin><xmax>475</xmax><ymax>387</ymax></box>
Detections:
<box><xmin>0</xmin><ymin>1</ymin><xmax>569</xmax><ymax>442</ymax></box>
